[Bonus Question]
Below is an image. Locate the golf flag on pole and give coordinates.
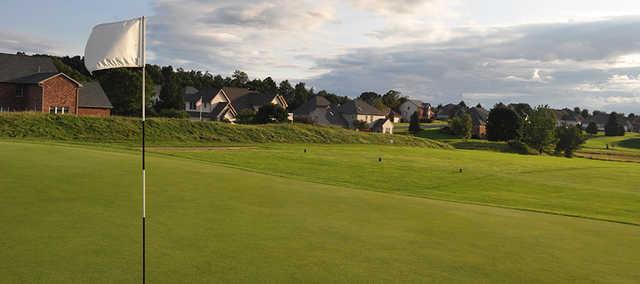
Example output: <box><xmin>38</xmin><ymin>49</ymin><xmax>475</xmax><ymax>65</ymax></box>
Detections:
<box><xmin>84</xmin><ymin>16</ymin><xmax>148</xmax><ymax>283</ymax></box>
<box><xmin>84</xmin><ymin>18</ymin><xmax>144</xmax><ymax>72</ymax></box>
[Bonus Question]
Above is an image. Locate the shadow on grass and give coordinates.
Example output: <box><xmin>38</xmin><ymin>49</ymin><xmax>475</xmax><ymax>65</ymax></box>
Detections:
<box><xmin>616</xmin><ymin>138</ymin><xmax>640</xmax><ymax>149</ymax></box>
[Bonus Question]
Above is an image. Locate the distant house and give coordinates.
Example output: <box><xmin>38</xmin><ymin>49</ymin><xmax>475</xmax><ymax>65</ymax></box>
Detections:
<box><xmin>0</xmin><ymin>53</ymin><xmax>112</xmax><ymax>116</ymax></box>
<box><xmin>553</xmin><ymin>109</ymin><xmax>585</xmax><ymax>127</ymax></box>
<box><xmin>293</xmin><ymin>96</ymin><xmax>393</xmax><ymax>133</ymax></box>
<box><xmin>436</xmin><ymin>104</ymin><xmax>464</xmax><ymax>120</ymax></box>
<box><xmin>586</xmin><ymin>112</ymin><xmax>609</xmax><ymax>131</ymax></box>
<box><xmin>340</xmin><ymin>99</ymin><xmax>389</xmax><ymax>128</ymax></box>
<box><xmin>467</xmin><ymin>106</ymin><xmax>489</xmax><ymax>139</ymax></box>
<box><xmin>183</xmin><ymin>87</ymin><xmax>288</xmax><ymax>122</ymax></box>
<box><xmin>77</xmin><ymin>82</ymin><xmax>113</xmax><ymax>117</ymax></box>
<box><xmin>399</xmin><ymin>100</ymin><xmax>433</xmax><ymax>122</ymax></box>
<box><xmin>293</xmin><ymin>95</ymin><xmax>348</xmax><ymax>127</ymax></box>
<box><xmin>370</xmin><ymin>118</ymin><xmax>394</xmax><ymax>134</ymax></box>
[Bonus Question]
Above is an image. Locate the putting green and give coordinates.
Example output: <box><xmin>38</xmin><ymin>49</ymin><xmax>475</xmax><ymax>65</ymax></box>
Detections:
<box><xmin>1</xmin><ymin>141</ymin><xmax>639</xmax><ymax>283</ymax></box>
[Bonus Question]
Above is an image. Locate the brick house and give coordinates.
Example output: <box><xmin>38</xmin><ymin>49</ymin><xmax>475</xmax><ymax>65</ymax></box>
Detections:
<box><xmin>0</xmin><ymin>53</ymin><xmax>112</xmax><ymax>116</ymax></box>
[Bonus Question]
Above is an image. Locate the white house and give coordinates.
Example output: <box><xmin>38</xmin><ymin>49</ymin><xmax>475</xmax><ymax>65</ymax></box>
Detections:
<box><xmin>184</xmin><ymin>87</ymin><xmax>288</xmax><ymax>122</ymax></box>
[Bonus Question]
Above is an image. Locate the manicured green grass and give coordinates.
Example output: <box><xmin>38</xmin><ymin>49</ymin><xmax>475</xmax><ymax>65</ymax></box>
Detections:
<box><xmin>582</xmin><ymin>132</ymin><xmax>640</xmax><ymax>153</ymax></box>
<box><xmin>0</xmin><ymin>112</ymin><xmax>447</xmax><ymax>148</ymax></box>
<box><xmin>576</xmin><ymin>133</ymin><xmax>640</xmax><ymax>162</ymax></box>
<box><xmin>2</xmin><ymin>141</ymin><xmax>639</xmax><ymax>283</ymax></box>
<box><xmin>166</xmin><ymin>144</ymin><xmax>640</xmax><ymax>224</ymax></box>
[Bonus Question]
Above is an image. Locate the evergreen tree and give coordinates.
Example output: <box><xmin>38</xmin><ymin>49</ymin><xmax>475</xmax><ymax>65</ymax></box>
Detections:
<box><xmin>605</xmin><ymin>112</ymin><xmax>625</xmax><ymax>136</ymax></box>
<box><xmin>408</xmin><ymin>112</ymin><xmax>421</xmax><ymax>134</ymax></box>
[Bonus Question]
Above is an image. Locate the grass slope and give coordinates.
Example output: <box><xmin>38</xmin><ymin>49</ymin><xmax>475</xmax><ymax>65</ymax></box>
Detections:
<box><xmin>1</xmin><ymin>141</ymin><xmax>639</xmax><ymax>283</ymax></box>
<box><xmin>165</xmin><ymin>144</ymin><xmax>640</xmax><ymax>224</ymax></box>
<box><xmin>0</xmin><ymin>112</ymin><xmax>448</xmax><ymax>148</ymax></box>
<box><xmin>577</xmin><ymin>133</ymin><xmax>640</xmax><ymax>162</ymax></box>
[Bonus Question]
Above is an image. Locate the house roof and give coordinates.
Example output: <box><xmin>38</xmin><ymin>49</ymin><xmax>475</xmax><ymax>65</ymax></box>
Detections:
<box><xmin>371</xmin><ymin>118</ymin><xmax>392</xmax><ymax>130</ymax></box>
<box><xmin>468</xmin><ymin>107</ymin><xmax>489</xmax><ymax>125</ymax></box>
<box><xmin>78</xmin><ymin>82</ymin><xmax>113</xmax><ymax>108</ymax></box>
<box><xmin>184</xmin><ymin>86</ymin><xmax>220</xmax><ymax>104</ymax></box>
<box><xmin>209</xmin><ymin>102</ymin><xmax>229</xmax><ymax>117</ymax></box>
<box><xmin>0</xmin><ymin>53</ymin><xmax>58</xmax><ymax>83</ymax></box>
<box><xmin>184</xmin><ymin>86</ymin><xmax>199</xmax><ymax>95</ymax></box>
<box><xmin>293</xmin><ymin>95</ymin><xmax>332</xmax><ymax>115</ymax></box>
<box><xmin>340</xmin><ymin>99</ymin><xmax>387</xmax><ymax>116</ymax></box>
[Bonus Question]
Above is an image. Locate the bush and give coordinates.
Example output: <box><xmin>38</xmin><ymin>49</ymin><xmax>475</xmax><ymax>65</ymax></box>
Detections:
<box><xmin>236</xmin><ymin>109</ymin><xmax>256</xmax><ymax>124</ymax></box>
<box><xmin>157</xmin><ymin>109</ymin><xmax>189</xmax><ymax>119</ymax></box>
<box><xmin>585</xmin><ymin>122</ymin><xmax>598</xmax><ymax>135</ymax></box>
<box><xmin>353</xmin><ymin>120</ymin><xmax>368</xmax><ymax>130</ymax></box>
<box><xmin>507</xmin><ymin>140</ymin><xmax>536</xmax><ymax>155</ymax></box>
<box><xmin>253</xmin><ymin>105</ymin><xmax>288</xmax><ymax>124</ymax></box>
<box><xmin>522</xmin><ymin>106</ymin><xmax>557</xmax><ymax>154</ymax></box>
<box><xmin>409</xmin><ymin>112</ymin><xmax>421</xmax><ymax>134</ymax></box>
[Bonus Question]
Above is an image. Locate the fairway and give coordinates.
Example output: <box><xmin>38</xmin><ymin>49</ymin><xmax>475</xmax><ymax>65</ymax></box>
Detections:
<box><xmin>165</xmin><ymin>144</ymin><xmax>640</xmax><ymax>224</ymax></box>
<box><xmin>1</xmin><ymin>141</ymin><xmax>640</xmax><ymax>283</ymax></box>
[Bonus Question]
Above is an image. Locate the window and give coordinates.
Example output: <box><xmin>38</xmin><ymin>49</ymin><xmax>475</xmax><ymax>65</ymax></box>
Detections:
<box><xmin>16</xmin><ymin>86</ymin><xmax>24</xmax><ymax>97</ymax></box>
<box><xmin>49</xmin><ymin>106</ymin><xmax>69</xmax><ymax>115</ymax></box>
<box><xmin>189</xmin><ymin>102</ymin><xmax>196</xmax><ymax>110</ymax></box>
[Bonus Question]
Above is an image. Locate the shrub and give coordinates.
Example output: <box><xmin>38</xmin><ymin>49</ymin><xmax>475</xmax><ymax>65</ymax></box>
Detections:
<box><xmin>253</xmin><ymin>105</ymin><xmax>288</xmax><ymax>124</ymax></box>
<box><xmin>236</xmin><ymin>109</ymin><xmax>256</xmax><ymax>124</ymax></box>
<box><xmin>605</xmin><ymin>112</ymin><xmax>625</xmax><ymax>136</ymax></box>
<box><xmin>585</xmin><ymin>122</ymin><xmax>598</xmax><ymax>135</ymax></box>
<box><xmin>409</xmin><ymin>112</ymin><xmax>421</xmax><ymax>134</ymax></box>
<box><xmin>522</xmin><ymin>106</ymin><xmax>557</xmax><ymax>154</ymax></box>
<box><xmin>353</xmin><ymin>120</ymin><xmax>368</xmax><ymax>130</ymax></box>
<box><xmin>507</xmin><ymin>140</ymin><xmax>536</xmax><ymax>155</ymax></box>
<box><xmin>157</xmin><ymin>109</ymin><xmax>189</xmax><ymax>119</ymax></box>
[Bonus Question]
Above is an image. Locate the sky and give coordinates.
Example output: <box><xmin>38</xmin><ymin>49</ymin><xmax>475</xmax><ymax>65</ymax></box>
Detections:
<box><xmin>3</xmin><ymin>0</ymin><xmax>640</xmax><ymax>113</ymax></box>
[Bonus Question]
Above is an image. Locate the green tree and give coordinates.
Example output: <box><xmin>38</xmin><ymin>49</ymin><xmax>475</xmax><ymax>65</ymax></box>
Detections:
<box><xmin>522</xmin><ymin>106</ymin><xmax>557</xmax><ymax>154</ymax></box>
<box><xmin>254</xmin><ymin>104</ymin><xmax>288</xmax><ymax>124</ymax></box>
<box><xmin>585</xmin><ymin>122</ymin><xmax>598</xmax><ymax>135</ymax></box>
<box><xmin>291</xmin><ymin>82</ymin><xmax>310</xmax><ymax>110</ymax></box>
<box><xmin>382</xmin><ymin>90</ymin><xmax>403</xmax><ymax>109</ymax></box>
<box><xmin>605</xmin><ymin>112</ymin><xmax>625</xmax><ymax>136</ymax></box>
<box><xmin>487</xmin><ymin>106</ymin><xmax>522</xmax><ymax>141</ymax></box>
<box><xmin>409</xmin><ymin>111</ymin><xmax>421</xmax><ymax>134</ymax></box>
<box><xmin>581</xmin><ymin>109</ymin><xmax>590</xmax><ymax>119</ymax></box>
<box><xmin>94</xmin><ymin>68</ymin><xmax>155</xmax><ymax>116</ymax></box>
<box><xmin>279</xmin><ymin>80</ymin><xmax>295</xmax><ymax>105</ymax></box>
<box><xmin>231</xmin><ymin>70</ymin><xmax>248</xmax><ymax>87</ymax></box>
<box><xmin>450</xmin><ymin>113</ymin><xmax>473</xmax><ymax>139</ymax></box>
<box><xmin>555</xmin><ymin>125</ymin><xmax>586</xmax><ymax>157</ymax></box>
<box><xmin>156</xmin><ymin>66</ymin><xmax>184</xmax><ymax>112</ymax></box>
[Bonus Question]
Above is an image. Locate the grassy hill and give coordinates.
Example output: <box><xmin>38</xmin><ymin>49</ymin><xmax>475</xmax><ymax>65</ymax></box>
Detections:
<box><xmin>2</xmin><ymin>141</ymin><xmax>639</xmax><ymax>282</ymax></box>
<box><xmin>577</xmin><ymin>132</ymin><xmax>640</xmax><ymax>162</ymax></box>
<box><xmin>0</xmin><ymin>112</ymin><xmax>448</xmax><ymax>148</ymax></box>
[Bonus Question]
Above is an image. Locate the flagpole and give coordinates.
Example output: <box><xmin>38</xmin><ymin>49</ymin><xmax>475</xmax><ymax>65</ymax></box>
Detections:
<box><xmin>140</xmin><ymin>16</ymin><xmax>147</xmax><ymax>284</ymax></box>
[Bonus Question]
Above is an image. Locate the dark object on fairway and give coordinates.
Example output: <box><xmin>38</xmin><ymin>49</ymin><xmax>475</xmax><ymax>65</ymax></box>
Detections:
<box><xmin>459</xmin><ymin>168</ymin><xmax>463</xmax><ymax>173</ymax></box>
<box><xmin>304</xmin><ymin>148</ymin><xmax>307</xmax><ymax>153</ymax></box>
<box><xmin>379</xmin><ymin>157</ymin><xmax>383</xmax><ymax>162</ymax></box>
<box><xmin>606</xmin><ymin>144</ymin><xmax>609</xmax><ymax>150</ymax></box>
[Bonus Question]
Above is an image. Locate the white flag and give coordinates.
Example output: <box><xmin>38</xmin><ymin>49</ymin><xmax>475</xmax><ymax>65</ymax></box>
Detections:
<box><xmin>84</xmin><ymin>18</ymin><xmax>144</xmax><ymax>72</ymax></box>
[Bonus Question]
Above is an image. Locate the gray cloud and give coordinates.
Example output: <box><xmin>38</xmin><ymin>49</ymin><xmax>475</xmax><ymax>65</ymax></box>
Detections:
<box><xmin>310</xmin><ymin>17</ymin><xmax>640</xmax><ymax>113</ymax></box>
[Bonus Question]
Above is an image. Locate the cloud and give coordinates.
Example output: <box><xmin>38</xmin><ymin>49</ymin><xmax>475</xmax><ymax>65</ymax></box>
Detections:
<box><xmin>0</xmin><ymin>31</ymin><xmax>69</xmax><ymax>55</ymax></box>
<box><xmin>310</xmin><ymin>17</ymin><xmax>640</xmax><ymax>112</ymax></box>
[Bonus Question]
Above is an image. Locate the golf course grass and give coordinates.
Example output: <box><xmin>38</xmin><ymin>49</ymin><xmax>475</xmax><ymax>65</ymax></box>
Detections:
<box><xmin>165</xmin><ymin>144</ymin><xmax>640</xmax><ymax>225</ymax></box>
<box><xmin>2</xmin><ymin>141</ymin><xmax>640</xmax><ymax>283</ymax></box>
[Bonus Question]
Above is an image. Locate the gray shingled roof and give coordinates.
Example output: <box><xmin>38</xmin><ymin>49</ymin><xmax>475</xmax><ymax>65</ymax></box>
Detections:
<box><xmin>293</xmin><ymin>95</ymin><xmax>331</xmax><ymax>115</ymax></box>
<box><xmin>467</xmin><ymin>107</ymin><xmax>489</xmax><ymax>125</ymax></box>
<box><xmin>340</xmin><ymin>99</ymin><xmax>387</xmax><ymax>116</ymax></box>
<box><xmin>78</xmin><ymin>82</ymin><xmax>113</xmax><ymax>108</ymax></box>
<box><xmin>184</xmin><ymin>86</ymin><xmax>220</xmax><ymax>104</ymax></box>
<box><xmin>0</xmin><ymin>53</ymin><xmax>58</xmax><ymax>83</ymax></box>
